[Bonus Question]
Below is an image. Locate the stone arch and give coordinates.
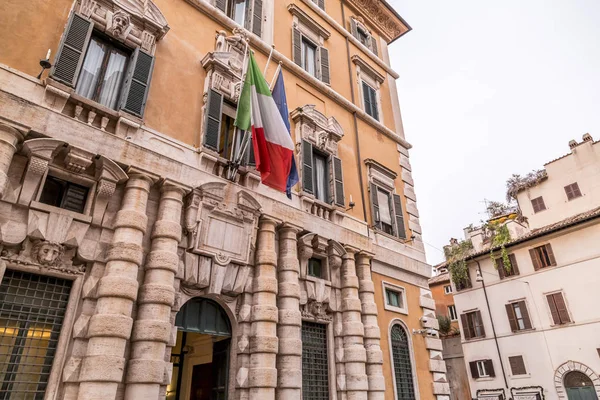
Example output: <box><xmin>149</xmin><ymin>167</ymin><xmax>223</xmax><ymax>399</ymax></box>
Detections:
<box><xmin>554</xmin><ymin>360</ymin><xmax>600</xmax><ymax>399</ymax></box>
<box><xmin>387</xmin><ymin>319</ymin><xmax>420</xmax><ymax>400</ymax></box>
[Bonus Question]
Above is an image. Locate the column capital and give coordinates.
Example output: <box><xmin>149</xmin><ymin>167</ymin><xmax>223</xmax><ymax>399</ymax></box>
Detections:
<box><xmin>278</xmin><ymin>222</ymin><xmax>302</xmax><ymax>234</ymax></box>
<box><xmin>356</xmin><ymin>251</ymin><xmax>375</xmax><ymax>262</ymax></box>
<box><xmin>160</xmin><ymin>178</ymin><xmax>192</xmax><ymax>195</ymax></box>
<box><xmin>126</xmin><ymin>166</ymin><xmax>161</xmax><ymax>185</ymax></box>
<box><xmin>259</xmin><ymin>214</ymin><xmax>282</xmax><ymax>227</ymax></box>
<box><xmin>343</xmin><ymin>245</ymin><xmax>360</xmax><ymax>256</ymax></box>
<box><xmin>0</xmin><ymin>121</ymin><xmax>27</xmax><ymax>149</ymax></box>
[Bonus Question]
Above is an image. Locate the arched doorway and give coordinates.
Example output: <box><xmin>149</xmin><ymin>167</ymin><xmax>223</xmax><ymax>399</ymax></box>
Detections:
<box><xmin>565</xmin><ymin>371</ymin><xmax>599</xmax><ymax>400</ymax></box>
<box><xmin>167</xmin><ymin>298</ymin><xmax>231</xmax><ymax>400</ymax></box>
<box><xmin>390</xmin><ymin>323</ymin><xmax>417</xmax><ymax>400</ymax></box>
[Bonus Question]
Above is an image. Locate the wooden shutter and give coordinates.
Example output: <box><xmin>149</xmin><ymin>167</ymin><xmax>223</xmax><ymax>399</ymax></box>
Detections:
<box><xmin>302</xmin><ymin>140</ymin><xmax>314</xmax><ymax>194</ymax></box>
<box><xmin>252</xmin><ymin>0</ymin><xmax>263</xmax><ymax>37</ymax></box>
<box><xmin>293</xmin><ymin>28</ymin><xmax>303</xmax><ymax>67</ymax></box>
<box><xmin>362</xmin><ymin>82</ymin><xmax>372</xmax><ymax>117</ymax></box>
<box><xmin>61</xmin><ymin>183</ymin><xmax>89</xmax><ymax>213</ymax></box>
<box><xmin>509</xmin><ymin>254</ymin><xmax>520</xmax><ymax>275</ymax></box>
<box><xmin>509</xmin><ymin>356</ymin><xmax>526</xmax><ymax>375</ymax></box>
<box><xmin>485</xmin><ymin>360</ymin><xmax>495</xmax><ymax>377</ymax></box>
<box><xmin>319</xmin><ymin>47</ymin><xmax>330</xmax><ymax>84</ymax></box>
<box><xmin>317</xmin><ymin>0</ymin><xmax>325</xmax><ymax>10</ymax></box>
<box><xmin>547</xmin><ymin>294</ymin><xmax>561</xmax><ymax>325</ymax></box>
<box><xmin>370</xmin><ymin>35</ymin><xmax>378</xmax><ymax>56</ymax></box>
<box><xmin>529</xmin><ymin>248</ymin><xmax>542</xmax><ymax>271</ymax></box>
<box><xmin>393</xmin><ymin>194</ymin><xmax>406</xmax><ymax>239</ymax></box>
<box><xmin>519</xmin><ymin>301</ymin><xmax>532</xmax><ymax>329</ymax></box>
<box><xmin>461</xmin><ymin>314</ymin><xmax>472</xmax><ymax>340</ymax></box>
<box><xmin>497</xmin><ymin>258</ymin><xmax>505</xmax><ymax>279</ymax></box>
<box><xmin>120</xmin><ymin>48</ymin><xmax>155</xmax><ymax>117</ymax></box>
<box><xmin>51</xmin><ymin>13</ymin><xmax>93</xmax><ymax>87</ymax></box>
<box><xmin>370</xmin><ymin>183</ymin><xmax>380</xmax><ymax>229</ymax></box>
<box><xmin>332</xmin><ymin>156</ymin><xmax>344</xmax><ymax>206</ymax></box>
<box><xmin>247</xmin><ymin>136</ymin><xmax>256</xmax><ymax>166</ymax></box>
<box><xmin>505</xmin><ymin>304</ymin><xmax>518</xmax><ymax>332</ymax></box>
<box><xmin>553</xmin><ymin>293</ymin><xmax>571</xmax><ymax>324</ymax></box>
<box><xmin>469</xmin><ymin>361</ymin><xmax>479</xmax><ymax>379</ymax></box>
<box><xmin>545</xmin><ymin>244</ymin><xmax>556</xmax><ymax>266</ymax></box>
<box><xmin>350</xmin><ymin>18</ymin><xmax>358</xmax><ymax>39</ymax></box>
<box><xmin>215</xmin><ymin>0</ymin><xmax>227</xmax><ymax>13</ymax></box>
<box><xmin>203</xmin><ymin>89</ymin><xmax>223</xmax><ymax>150</ymax></box>
<box><xmin>475</xmin><ymin>310</ymin><xmax>485</xmax><ymax>337</ymax></box>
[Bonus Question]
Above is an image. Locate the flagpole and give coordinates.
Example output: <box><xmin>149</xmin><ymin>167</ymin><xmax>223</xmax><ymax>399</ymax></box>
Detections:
<box><xmin>228</xmin><ymin>39</ymin><xmax>251</xmax><ymax>181</ymax></box>
<box><xmin>263</xmin><ymin>44</ymin><xmax>275</xmax><ymax>76</ymax></box>
<box><xmin>270</xmin><ymin>61</ymin><xmax>283</xmax><ymax>90</ymax></box>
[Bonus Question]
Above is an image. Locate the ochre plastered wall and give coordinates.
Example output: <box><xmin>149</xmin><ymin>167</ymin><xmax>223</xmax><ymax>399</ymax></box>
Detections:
<box><xmin>430</xmin><ymin>279</ymin><xmax>459</xmax><ymax>330</ymax></box>
<box><xmin>372</xmin><ymin>272</ymin><xmax>435</xmax><ymax>400</ymax></box>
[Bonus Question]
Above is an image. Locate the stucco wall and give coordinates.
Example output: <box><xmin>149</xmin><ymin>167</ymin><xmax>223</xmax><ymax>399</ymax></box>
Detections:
<box><xmin>430</xmin><ymin>278</ymin><xmax>459</xmax><ymax>331</ymax></box>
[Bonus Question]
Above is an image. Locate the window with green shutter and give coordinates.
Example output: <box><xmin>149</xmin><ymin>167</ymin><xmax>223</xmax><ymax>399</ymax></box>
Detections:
<box><xmin>362</xmin><ymin>81</ymin><xmax>379</xmax><ymax>120</ymax></box>
<box><xmin>302</xmin><ymin>140</ymin><xmax>344</xmax><ymax>205</ymax></box>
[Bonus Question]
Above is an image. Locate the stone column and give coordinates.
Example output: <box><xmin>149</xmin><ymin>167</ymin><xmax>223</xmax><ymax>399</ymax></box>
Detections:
<box><xmin>78</xmin><ymin>172</ymin><xmax>154</xmax><ymax>400</ymax></box>
<box><xmin>341</xmin><ymin>247</ymin><xmax>368</xmax><ymax>400</ymax></box>
<box><xmin>124</xmin><ymin>181</ymin><xmax>186</xmax><ymax>400</ymax></box>
<box><xmin>0</xmin><ymin>123</ymin><xmax>23</xmax><ymax>198</ymax></box>
<box><xmin>235</xmin><ymin>277</ymin><xmax>254</xmax><ymax>400</ymax></box>
<box><xmin>355</xmin><ymin>252</ymin><xmax>385</xmax><ymax>400</ymax></box>
<box><xmin>276</xmin><ymin>224</ymin><xmax>302</xmax><ymax>400</ymax></box>
<box><xmin>248</xmin><ymin>216</ymin><xmax>279</xmax><ymax>400</ymax></box>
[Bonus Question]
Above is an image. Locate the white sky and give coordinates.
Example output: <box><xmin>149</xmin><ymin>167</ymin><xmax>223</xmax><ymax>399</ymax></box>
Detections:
<box><xmin>387</xmin><ymin>0</ymin><xmax>600</xmax><ymax>265</ymax></box>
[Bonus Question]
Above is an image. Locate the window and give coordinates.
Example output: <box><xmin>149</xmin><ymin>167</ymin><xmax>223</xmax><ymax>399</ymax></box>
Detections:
<box><xmin>531</xmin><ymin>196</ymin><xmax>546</xmax><ymax>213</ymax></box>
<box><xmin>390</xmin><ymin>324</ymin><xmax>416</xmax><ymax>400</ymax></box>
<box><xmin>505</xmin><ymin>301</ymin><xmax>532</xmax><ymax>332</ymax></box>
<box><xmin>448</xmin><ymin>305</ymin><xmax>458</xmax><ymax>321</ymax></box>
<box><xmin>370</xmin><ymin>183</ymin><xmax>406</xmax><ymax>239</ymax></box>
<box><xmin>357</xmin><ymin>27</ymin><xmax>370</xmax><ymax>47</ymax></box>
<box><xmin>301</xmin><ymin>38</ymin><xmax>318</xmax><ymax>77</ymax></box>
<box><xmin>470</xmin><ymin>360</ymin><xmax>495</xmax><ymax>379</ymax></box>
<box><xmin>203</xmin><ymin>90</ymin><xmax>254</xmax><ymax>165</ymax></box>
<box><xmin>461</xmin><ymin>310</ymin><xmax>485</xmax><ymax>340</ymax></box>
<box><xmin>75</xmin><ymin>36</ymin><xmax>129</xmax><ymax>110</ymax></box>
<box><xmin>302</xmin><ymin>140</ymin><xmax>344</xmax><ymax>206</ymax></box>
<box><xmin>350</xmin><ymin>17</ymin><xmax>378</xmax><ymax>56</ymax></box>
<box><xmin>529</xmin><ymin>244</ymin><xmax>556</xmax><ymax>270</ymax></box>
<box><xmin>362</xmin><ymin>81</ymin><xmax>379</xmax><ymax>121</ymax></box>
<box><xmin>216</xmin><ymin>0</ymin><xmax>262</xmax><ymax>37</ymax></box>
<box><xmin>51</xmin><ymin>13</ymin><xmax>155</xmax><ymax>117</ymax></box>
<box><xmin>444</xmin><ymin>285</ymin><xmax>453</xmax><ymax>294</ymax></box>
<box><xmin>564</xmin><ymin>182</ymin><xmax>582</xmax><ymax>200</ymax></box>
<box><xmin>0</xmin><ymin>270</ymin><xmax>72</xmax><ymax>397</ymax></box>
<box><xmin>311</xmin><ymin>0</ymin><xmax>325</xmax><ymax>10</ymax></box>
<box><xmin>546</xmin><ymin>292</ymin><xmax>571</xmax><ymax>325</ymax></box>
<box><xmin>497</xmin><ymin>254</ymin><xmax>519</xmax><ymax>279</ymax></box>
<box><xmin>509</xmin><ymin>355</ymin><xmax>527</xmax><ymax>376</ymax></box>
<box><xmin>39</xmin><ymin>176</ymin><xmax>89</xmax><ymax>214</ymax></box>
<box><xmin>308</xmin><ymin>258</ymin><xmax>323</xmax><ymax>278</ymax></box>
<box><xmin>386</xmin><ymin>289</ymin><xmax>402</xmax><ymax>308</ymax></box>
<box><xmin>302</xmin><ymin>321</ymin><xmax>329</xmax><ymax>400</ymax></box>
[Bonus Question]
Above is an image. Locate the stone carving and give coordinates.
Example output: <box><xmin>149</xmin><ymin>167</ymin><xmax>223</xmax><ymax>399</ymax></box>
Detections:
<box><xmin>301</xmin><ymin>299</ymin><xmax>332</xmax><ymax>322</ymax></box>
<box><xmin>291</xmin><ymin>105</ymin><xmax>344</xmax><ymax>157</ymax></box>
<box><xmin>108</xmin><ymin>10</ymin><xmax>132</xmax><ymax>40</ymax></box>
<box><xmin>1</xmin><ymin>239</ymin><xmax>84</xmax><ymax>274</ymax></box>
<box><xmin>32</xmin><ymin>240</ymin><xmax>64</xmax><ymax>266</ymax></box>
<box><xmin>79</xmin><ymin>0</ymin><xmax>97</xmax><ymax>18</ymax></box>
<box><xmin>346</xmin><ymin>0</ymin><xmax>406</xmax><ymax>41</ymax></box>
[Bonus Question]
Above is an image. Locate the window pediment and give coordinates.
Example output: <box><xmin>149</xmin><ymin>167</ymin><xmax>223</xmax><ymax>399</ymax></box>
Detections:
<box><xmin>288</xmin><ymin>4</ymin><xmax>331</xmax><ymax>40</ymax></box>
<box><xmin>291</xmin><ymin>105</ymin><xmax>343</xmax><ymax>156</ymax></box>
<box><xmin>352</xmin><ymin>55</ymin><xmax>385</xmax><ymax>84</ymax></box>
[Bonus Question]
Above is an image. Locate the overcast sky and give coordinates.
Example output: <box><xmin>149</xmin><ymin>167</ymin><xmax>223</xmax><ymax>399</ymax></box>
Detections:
<box><xmin>387</xmin><ymin>0</ymin><xmax>600</xmax><ymax>266</ymax></box>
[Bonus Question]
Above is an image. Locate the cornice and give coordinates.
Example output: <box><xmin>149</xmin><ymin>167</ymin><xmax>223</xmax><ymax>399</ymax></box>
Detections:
<box><xmin>352</xmin><ymin>55</ymin><xmax>385</xmax><ymax>83</ymax></box>
<box><xmin>345</xmin><ymin>0</ymin><xmax>411</xmax><ymax>43</ymax></box>
<box><xmin>287</xmin><ymin>4</ymin><xmax>331</xmax><ymax>40</ymax></box>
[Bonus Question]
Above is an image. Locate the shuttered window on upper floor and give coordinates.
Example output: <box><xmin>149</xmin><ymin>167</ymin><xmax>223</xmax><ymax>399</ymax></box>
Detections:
<box><xmin>362</xmin><ymin>81</ymin><xmax>379</xmax><ymax>121</ymax></box>
<box><xmin>546</xmin><ymin>292</ymin><xmax>571</xmax><ymax>325</ymax></box>
<box><xmin>564</xmin><ymin>182</ymin><xmax>582</xmax><ymax>201</ymax></box>
<box><xmin>310</xmin><ymin>0</ymin><xmax>325</xmax><ymax>10</ymax></box>
<box><xmin>350</xmin><ymin>17</ymin><xmax>378</xmax><ymax>56</ymax></box>
<box><xmin>302</xmin><ymin>140</ymin><xmax>344</xmax><ymax>206</ymax></box>
<box><xmin>529</xmin><ymin>243</ymin><xmax>556</xmax><ymax>270</ymax></box>
<box><xmin>51</xmin><ymin>12</ymin><xmax>155</xmax><ymax>117</ymax></box>
<box><xmin>293</xmin><ymin>28</ymin><xmax>330</xmax><ymax>85</ymax></box>
<box><xmin>214</xmin><ymin>0</ymin><xmax>263</xmax><ymax>38</ymax></box>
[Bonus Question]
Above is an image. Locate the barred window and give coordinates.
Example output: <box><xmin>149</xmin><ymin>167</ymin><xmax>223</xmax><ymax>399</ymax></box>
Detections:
<box><xmin>302</xmin><ymin>321</ymin><xmax>329</xmax><ymax>400</ymax></box>
<box><xmin>0</xmin><ymin>270</ymin><xmax>72</xmax><ymax>398</ymax></box>
<box><xmin>391</xmin><ymin>324</ymin><xmax>415</xmax><ymax>400</ymax></box>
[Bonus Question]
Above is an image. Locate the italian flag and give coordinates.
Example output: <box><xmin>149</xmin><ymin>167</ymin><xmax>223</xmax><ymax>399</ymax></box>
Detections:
<box><xmin>235</xmin><ymin>53</ymin><xmax>295</xmax><ymax>192</ymax></box>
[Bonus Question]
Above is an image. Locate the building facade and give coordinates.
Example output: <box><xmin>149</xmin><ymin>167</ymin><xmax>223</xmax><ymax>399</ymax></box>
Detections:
<box><xmin>450</xmin><ymin>136</ymin><xmax>600</xmax><ymax>400</ymax></box>
<box><xmin>0</xmin><ymin>0</ymin><xmax>449</xmax><ymax>399</ymax></box>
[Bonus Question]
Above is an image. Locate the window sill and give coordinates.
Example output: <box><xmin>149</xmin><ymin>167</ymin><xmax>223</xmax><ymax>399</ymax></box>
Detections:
<box><xmin>373</xmin><ymin>228</ymin><xmax>406</xmax><ymax>243</ymax></box>
<box><xmin>304</xmin><ymin>275</ymin><xmax>331</xmax><ymax>286</ymax></box>
<box><xmin>510</xmin><ymin>373</ymin><xmax>531</xmax><ymax>380</ymax></box>
<box><xmin>475</xmin><ymin>377</ymin><xmax>495</xmax><ymax>382</ymax></box>
<box><xmin>30</xmin><ymin>201</ymin><xmax>93</xmax><ymax>224</ymax></box>
<box><xmin>383</xmin><ymin>303</ymin><xmax>408</xmax><ymax>315</ymax></box>
<box><xmin>511</xmin><ymin>328</ymin><xmax>536</xmax><ymax>335</ymax></box>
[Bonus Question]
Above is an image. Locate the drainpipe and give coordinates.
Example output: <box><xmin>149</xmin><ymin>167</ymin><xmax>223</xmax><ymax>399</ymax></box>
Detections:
<box><xmin>341</xmin><ymin>0</ymin><xmax>368</xmax><ymax>223</ymax></box>
<box><xmin>475</xmin><ymin>260</ymin><xmax>510</xmax><ymax>392</ymax></box>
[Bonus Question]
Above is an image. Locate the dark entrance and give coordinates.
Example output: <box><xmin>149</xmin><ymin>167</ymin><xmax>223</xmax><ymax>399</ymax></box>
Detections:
<box><xmin>167</xmin><ymin>298</ymin><xmax>231</xmax><ymax>400</ymax></box>
<box><xmin>565</xmin><ymin>371</ymin><xmax>599</xmax><ymax>400</ymax></box>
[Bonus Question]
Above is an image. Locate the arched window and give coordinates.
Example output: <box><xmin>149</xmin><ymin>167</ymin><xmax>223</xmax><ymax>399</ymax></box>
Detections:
<box><xmin>175</xmin><ymin>297</ymin><xmax>231</xmax><ymax>337</ymax></box>
<box><xmin>391</xmin><ymin>324</ymin><xmax>416</xmax><ymax>400</ymax></box>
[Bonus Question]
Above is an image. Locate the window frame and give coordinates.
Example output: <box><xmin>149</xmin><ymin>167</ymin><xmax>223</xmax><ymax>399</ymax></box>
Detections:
<box><xmin>444</xmin><ymin>285</ymin><xmax>453</xmax><ymax>294</ymax></box>
<box><xmin>461</xmin><ymin>310</ymin><xmax>485</xmax><ymax>340</ymax></box>
<box><xmin>531</xmin><ymin>196</ymin><xmax>546</xmax><ymax>213</ymax></box>
<box><xmin>34</xmin><ymin>167</ymin><xmax>96</xmax><ymax>217</ymax></box>
<box><xmin>545</xmin><ymin>291</ymin><xmax>572</xmax><ymax>326</ymax></box>
<box><xmin>361</xmin><ymin>80</ymin><xmax>380</xmax><ymax>121</ymax></box>
<box><xmin>564</xmin><ymin>182</ymin><xmax>582</xmax><ymax>201</ymax></box>
<box><xmin>227</xmin><ymin>0</ymin><xmax>250</xmax><ymax>26</ymax></box>
<box><xmin>301</xmin><ymin>36</ymin><xmax>318</xmax><ymax>78</ymax></box>
<box><xmin>448</xmin><ymin>305</ymin><xmax>458</xmax><ymax>321</ymax></box>
<box><xmin>388</xmin><ymin>320</ymin><xmax>419</xmax><ymax>400</ymax></box>
<box><xmin>307</xmin><ymin>257</ymin><xmax>324</xmax><ymax>279</ymax></box>
<box><xmin>75</xmin><ymin>33</ymin><xmax>131</xmax><ymax>110</ymax></box>
<box><xmin>529</xmin><ymin>243</ymin><xmax>556</xmax><ymax>270</ymax></box>
<box><xmin>375</xmin><ymin>186</ymin><xmax>394</xmax><ymax>235</ymax></box>
<box><xmin>508</xmin><ymin>355</ymin><xmax>528</xmax><ymax>377</ymax></box>
<box><xmin>382</xmin><ymin>282</ymin><xmax>408</xmax><ymax>315</ymax></box>
<box><xmin>476</xmin><ymin>360</ymin><xmax>489</xmax><ymax>378</ymax></box>
<box><xmin>312</xmin><ymin>148</ymin><xmax>330</xmax><ymax>203</ymax></box>
<box><xmin>496</xmin><ymin>253</ymin><xmax>519</xmax><ymax>279</ymax></box>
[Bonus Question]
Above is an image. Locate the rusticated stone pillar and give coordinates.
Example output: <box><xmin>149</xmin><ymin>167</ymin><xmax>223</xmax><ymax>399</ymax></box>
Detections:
<box><xmin>0</xmin><ymin>123</ymin><xmax>24</xmax><ymax>198</ymax></box>
<box><xmin>276</xmin><ymin>223</ymin><xmax>302</xmax><ymax>400</ymax></box>
<box><xmin>248</xmin><ymin>216</ymin><xmax>279</xmax><ymax>400</ymax></box>
<box><xmin>341</xmin><ymin>247</ymin><xmax>368</xmax><ymax>400</ymax></box>
<box><xmin>235</xmin><ymin>275</ymin><xmax>254</xmax><ymax>400</ymax></box>
<box><xmin>124</xmin><ymin>181</ymin><xmax>186</xmax><ymax>399</ymax></box>
<box><xmin>78</xmin><ymin>172</ymin><xmax>154</xmax><ymax>400</ymax></box>
<box><xmin>355</xmin><ymin>252</ymin><xmax>385</xmax><ymax>400</ymax></box>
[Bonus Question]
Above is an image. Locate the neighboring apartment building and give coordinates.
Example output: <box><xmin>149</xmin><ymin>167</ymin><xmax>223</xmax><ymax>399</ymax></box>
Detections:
<box><xmin>430</xmin><ymin>268</ymin><xmax>471</xmax><ymax>400</ymax></box>
<box><xmin>449</xmin><ymin>135</ymin><xmax>600</xmax><ymax>400</ymax></box>
<box><xmin>0</xmin><ymin>0</ymin><xmax>448</xmax><ymax>399</ymax></box>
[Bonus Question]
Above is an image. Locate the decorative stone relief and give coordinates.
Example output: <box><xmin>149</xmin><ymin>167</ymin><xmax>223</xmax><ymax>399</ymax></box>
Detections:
<box><xmin>345</xmin><ymin>0</ymin><xmax>408</xmax><ymax>41</ymax></box>
<box><xmin>1</xmin><ymin>238</ymin><xmax>84</xmax><ymax>275</ymax></box>
<box><xmin>201</xmin><ymin>29</ymin><xmax>250</xmax><ymax>103</ymax></box>
<box><xmin>76</xmin><ymin>0</ymin><xmax>170</xmax><ymax>53</ymax></box>
<box><xmin>290</xmin><ymin>105</ymin><xmax>344</xmax><ymax>157</ymax></box>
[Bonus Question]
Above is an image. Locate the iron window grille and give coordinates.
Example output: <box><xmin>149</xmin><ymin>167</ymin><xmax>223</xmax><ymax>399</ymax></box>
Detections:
<box><xmin>0</xmin><ymin>269</ymin><xmax>72</xmax><ymax>399</ymax></box>
<box><xmin>301</xmin><ymin>321</ymin><xmax>329</xmax><ymax>400</ymax></box>
<box><xmin>390</xmin><ymin>324</ymin><xmax>415</xmax><ymax>400</ymax></box>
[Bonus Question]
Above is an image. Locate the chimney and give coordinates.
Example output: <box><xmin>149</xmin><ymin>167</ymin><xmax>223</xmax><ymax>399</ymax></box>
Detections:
<box><xmin>582</xmin><ymin>133</ymin><xmax>593</xmax><ymax>143</ymax></box>
<box><xmin>569</xmin><ymin>139</ymin><xmax>578</xmax><ymax>149</ymax></box>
